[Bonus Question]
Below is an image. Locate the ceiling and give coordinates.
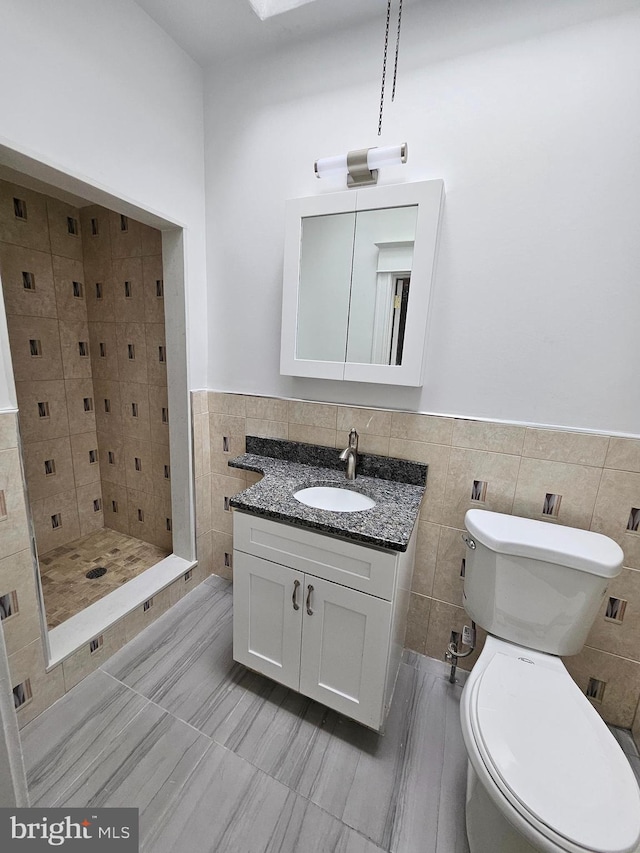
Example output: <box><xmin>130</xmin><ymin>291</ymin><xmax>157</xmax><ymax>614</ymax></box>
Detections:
<box><xmin>133</xmin><ymin>0</ymin><xmax>396</xmax><ymax>66</ymax></box>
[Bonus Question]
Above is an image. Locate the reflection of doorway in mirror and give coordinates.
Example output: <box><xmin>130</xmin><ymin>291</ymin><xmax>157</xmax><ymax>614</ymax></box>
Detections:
<box><xmin>370</xmin><ymin>241</ymin><xmax>414</xmax><ymax>365</ymax></box>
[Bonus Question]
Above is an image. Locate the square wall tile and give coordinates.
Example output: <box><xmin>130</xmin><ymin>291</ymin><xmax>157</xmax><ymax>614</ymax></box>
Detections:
<box><xmin>586</xmin><ymin>567</ymin><xmax>640</xmax><ymax>661</ymax></box>
<box><xmin>123</xmin><ymin>437</ymin><xmax>154</xmax><ymax>494</ymax></box>
<box><xmin>0</xmin><ymin>412</ymin><xmax>18</xmax><ymax>451</ymax></box>
<box><xmin>191</xmin><ymin>390</ymin><xmax>208</xmax><ymax>415</ymax></box>
<box><xmin>88</xmin><ymin>321</ymin><xmax>119</xmax><ymax>381</ymax></box>
<box><xmin>0</xmin><ymin>181</ymin><xmax>50</xmax><ymax>252</ymax></box>
<box><xmin>7</xmin><ymin>315</ymin><xmax>63</xmax><ymax>381</ymax></box>
<box><xmin>245</xmin><ymin>396</ymin><xmax>288</xmax><ymax>423</ymax></box>
<box><xmin>149</xmin><ymin>385</ymin><xmax>170</xmax><ymax>447</ymax></box>
<box><xmin>404</xmin><ymin>593</ymin><xmax>431</xmax><ymax>655</ymax></box>
<box><xmin>0</xmin><ymin>243</ymin><xmax>57</xmax><ymax>318</ymax></box>
<box><xmin>452</xmin><ymin>419</ymin><xmax>525</xmax><ymax>455</ymax></box>
<box><xmin>208</xmin><ymin>392</ymin><xmax>246</xmax><ymax>417</ymax></box>
<box><xmin>116</xmin><ymin>322</ymin><xmax>148</xmax><ymax>385</ymax></box>
<box><xmin>122</xmin><ymin>585</ymin><xmax>172</xmax><ymax>644</ymax></box>
<box><xmin>97</xmin><ymin>431</ymin><xmax>126</xmax><ymax>486</ymax></box>
<box><xmin>16</xmin><ymin>380</ymin><xmax>69</xmax><ymax>443</ymax></box>
<box><xmin>288</xmin><ymin>400</ymin><xmax>337</xmax><ymax>430</ymax></box>
<box><xmin>126</xmin><ymin>488</ymin><xmax>157</xmax><ymax>545</ymax></box>
<box><xmin>83</xmin><ymin>258</ymin><xmax>115</xmax><ymax>321</ymax></box>
<box><xmin>412</xmin><ymin>521</ymin><xmax>439</xmax><ymax>596</ymax></box>
<box><xmin>211</xmin><ymin>473</ymin><xmax>246</xmax><ymax>535</ymax></box>
<box><xmin>109</xmin><ymin>210</ymin><xmax>143</xmax><ymax>260</ymax></box>
<box><xmin>0</xmin><ymin>447</ymin><xmax>31</xmax><ymax>559</ymax></box>
<box><xmin>141</xmin><ymin>224</ymin><xmax>163</xmax><ymax>256</ymax></box>
<box><xmin>70</xmin><ymin>432</ymin><xmax>101</xmax><ymax>488</ymax></box>
<box><xmin>62</xmin><ymin>623</ymin><xmax>127</xmax><ymax>692</ymax></box>
<box><xmin>64</xmin><ymin>379</ymin><xmax>97</xmax><ymax>436</ymax></box>
<box><xmin>31</xmin><ymin>489</ymin><xmax>81</xmax><ymax>555</ymax></box>
<box><xmin>424</xmin><ymin>599</ymin><xmax>486</xmax><ymax>673</ymax></box>
<box><xmin>46</xmin><ymin>199</ymin><xmax>83</xmax><ymax>261</ymax></box>
<box><xmin>8</xmin><ymin>639</ymin><xmax>65</xmax><ymax>728</ymax></box>
<box><xmin>245</xmin><ymin>418</ymin><xmax>287</xmax><ymax>441</ymax></box>
<box><xmin>605</xmin><ymin>439</ymin><xmax>640</xmax><ymax>475</ymax></box>
<box><xmin>433</xmin><ymin>525</ymin><xmax>467</xmax><ymax>607</ymax></box>
<box><xmin>288</xmin><ymin>424</ymin><xmax>336</xmax><ymax>447</ymax></box>
<box><xmin>0</xmin><ymin>548</ymin><xmax>42</xmax><ymax>657</ymax></box>
<box><xmin>196</xmin><ymin>530</ymin><xmax>214</xmax><ymax>577</ymax></box>
<box><xmin>23</xmin><ymin>437</ymin><xmax>75</xmax><ymax>501</ymax></box>
<box><xmin>388</xmin><ymin>439</ymin><xmax>450</xmax><ymax>524</ymax></box>
<box><xmin>59</xmin><ymin>320</ymin><xmax>92</xmax><ymax>379</ymax></box>
<box><xmin>390</xmin><ymin>411</ymin><xmax>454</xmax><ymax>445</ymax></box>
<box><xmin>52</xmin><ymin>255</ymin><xmax>88</xmax><ymax>320</ymax></box>
<box><xmin>512</xmin><ymin>458</ymin><xmax>602</xmax><ymax>529</ymax></box>
<box><xmin>523</xmin><ymin>428</ymin><xmax>610</xmax><ymax>467</ymax></box>
<box><xmin>76</xmin><ymin>482</ymin><xmax>104</xmax><ymax>537</ymax></box>
<box><xmin>152</xmin><ymin>493</ymin><xmax>173</xmax><ymax>551</ymax></box>
<box><xmin>442</xmin><ymin>447</ymin><xmax>520</xmax><ymax>529</ymax></box>
<box><xmin>195</xmin><ymin>474</ymin><xmax>211</xmax><ymax>537</ymax></box>
<box><xmin>120</xmin><ymin>382</ymin><xmax>151</xmax><ymax>443</ymax></box>
<box><xmin>151</xmin><ymin>443</ymin><xmax>171</xmax><ymax>498</ymax></box>
<box><xmin>212</xmin><ymin>530</ymin><xmax>233</xmax><ymax>581</ymax></box>
<box><xmin>592</xmin><ymin>469</ymin><xmax>640</xmax><ymax>570</ymax></box>
<box><xmin>145</xmin><ymin>322</ymin><xmax>167</xmax><ymax>387</ymax></box>
<box><xmin>80</xmin><ymin>205</ymin><xmax>112</xmax><ymax>263</ymax></box>
<box><xmin>336</xmin><ymin>406</ymin><xmax>392</xmax><ymax>437</ymax></box>
<box><xmin>93</xmin><ymin>380</ymin><xmax>123</xmax><ymax>438</ymax></box>
<box><xmin>112</xmin><ymin>257</ymin><xmax>144</xmax><ymax>323</ymax></box>
<box><xmin>564</xmin><ymin>646</ymin><xmax>640</xmax><ymax>728</ymax></box>
<box><xmin>193</xmin><ymin>411</ymin><xmax>210</xmax><ymax>479</ymax></box>
<box><xmin>102</xmin><ymin>482</ymin><xmax>129</xmax><ymax>535</ymax></box>
<box><xmin>142</xmin><ymin>254</ymin><xmax>165</xmax><ymax>324</ymax></box>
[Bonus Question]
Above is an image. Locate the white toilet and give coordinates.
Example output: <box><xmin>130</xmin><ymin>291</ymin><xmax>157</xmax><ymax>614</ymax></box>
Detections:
<box><xmin>459</xmin><ymin>509</ymin><xmax>640</xmax><ymax>853</ymax></box>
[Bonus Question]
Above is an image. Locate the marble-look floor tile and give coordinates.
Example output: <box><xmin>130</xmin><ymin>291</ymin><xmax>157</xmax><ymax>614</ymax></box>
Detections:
<box><xmin>102</xmin><ymin>581</ymin><xmax>254</xmax><ymax>737</ymax></box>
<box><xmin>205</xmin><ymin>573</ymin><xmax>233</xmax><ymax>593</ymax></box>
<box><xmin>21</xmin><ymin>669</ymin><xmax>149</xmax><ymax>805</ymax></box>
<box><xmin>47</xmin><ymin>702</ymin><xmax>212</xmax><ymax>819</ymax></box>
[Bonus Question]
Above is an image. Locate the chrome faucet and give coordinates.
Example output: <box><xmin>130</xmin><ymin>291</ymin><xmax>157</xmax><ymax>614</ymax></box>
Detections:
<box><xmin>339</xmin><ymin>428</ymin><xmax>359</xmax><ymax>480</ymax></box>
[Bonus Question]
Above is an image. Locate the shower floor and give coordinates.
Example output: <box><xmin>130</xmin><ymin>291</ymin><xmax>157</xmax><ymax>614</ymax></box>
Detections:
<box><xmin>39</xmin><ymin>529</ymin><xmax>170</xmax><ymax>629</ymax></box>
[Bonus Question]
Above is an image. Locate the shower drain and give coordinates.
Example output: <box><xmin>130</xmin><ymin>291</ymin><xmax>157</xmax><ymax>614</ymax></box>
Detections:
<box><xmin>85</xmin><ymin>567</ymin><xmax>107</xmax><ymax>579</ymax></box>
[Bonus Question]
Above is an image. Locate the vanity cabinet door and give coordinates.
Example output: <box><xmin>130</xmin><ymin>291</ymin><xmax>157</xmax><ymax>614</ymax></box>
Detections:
<box><xmin>299</xmin><ymin>577</ymin><xmax>392</xmax><ymax>729</ymax></box>
<box><xmin>233</xmin><ymin>551</ymin><xmax>304</xmax><ymax>691</ymax></box>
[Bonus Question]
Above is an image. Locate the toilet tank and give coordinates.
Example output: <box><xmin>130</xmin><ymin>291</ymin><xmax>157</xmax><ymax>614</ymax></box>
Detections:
<box><xmin>463</xmin><ymin>510</ymin><xmax>624</xmax><ymax>656</ymax></box>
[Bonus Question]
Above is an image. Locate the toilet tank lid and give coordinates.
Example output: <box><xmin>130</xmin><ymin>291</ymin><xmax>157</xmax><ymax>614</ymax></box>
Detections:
<box><xmin>465</xmin><ymin>510</ymin><xmax>623</xmax><ymax>577</ymax></box>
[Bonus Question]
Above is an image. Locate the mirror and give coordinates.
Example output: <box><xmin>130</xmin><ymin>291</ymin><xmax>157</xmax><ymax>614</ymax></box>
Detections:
<box><xmin>281</xmin><ymin>180</ymin><xmax>444</xmax><ymax>386</ymax></box>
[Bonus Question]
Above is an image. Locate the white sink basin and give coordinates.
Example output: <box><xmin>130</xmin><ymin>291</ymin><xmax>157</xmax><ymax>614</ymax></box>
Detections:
<box><xmin>293</xmin><ymin>485</ymin><xmax>376</xmax><ymax>513</ymax></box>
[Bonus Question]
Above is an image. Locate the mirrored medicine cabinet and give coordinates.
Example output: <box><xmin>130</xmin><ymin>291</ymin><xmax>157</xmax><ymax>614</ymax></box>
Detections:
<box><xmin>280</xmin><ymin>179</ymin><xmax>444</xmax><ymax>386</ymax></box>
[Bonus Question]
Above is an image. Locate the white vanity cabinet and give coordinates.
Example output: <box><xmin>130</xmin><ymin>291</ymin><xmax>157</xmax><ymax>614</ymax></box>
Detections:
<box><xmin>232</xmin><ymin>511</ymin><xmax>416</xmax><ymax>731</ymax></box>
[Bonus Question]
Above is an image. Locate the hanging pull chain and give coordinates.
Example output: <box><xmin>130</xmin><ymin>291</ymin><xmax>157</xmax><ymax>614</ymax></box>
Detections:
<box><xmin>378</xmin><ymin>0</ymin><xmax>391</xmax><ymax>136</ymax></box>
<box><xmin>392</xmin><ymin>0</ymin><xmax>403</xmax><ymax>102</ymax></box>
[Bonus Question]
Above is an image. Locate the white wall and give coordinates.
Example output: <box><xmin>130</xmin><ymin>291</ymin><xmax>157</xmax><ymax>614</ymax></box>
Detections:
<box><xmin>0</xmin><ymin>0</ymin><xmax>208</xmax><ymax>404</ymax></box>
<box><xmin>204</xmin><ymin>3</ymin><xmax>640</xmax><ymax>436</ymax></box>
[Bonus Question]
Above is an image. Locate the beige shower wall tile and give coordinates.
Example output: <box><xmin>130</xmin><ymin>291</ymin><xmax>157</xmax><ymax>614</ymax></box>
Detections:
<box><xmin>151</xmin><ymin>443</ymin><xmax>171</xmax><ymax>499</ymax></box>
<box><xmin>196</xmin><ymin>530</ymin><xmax>213</xmax><ymax>577</ymax></box>
<box><xmin>126</xmin><ymin>487</ymin><xmax>157</xmax><ymax>545</ymax></box>
<box><xmin>512</xmin><ymin>458</ymin><xmax>602</xmax><ymax>530</ymax></box>
<box><xmin>76</xmin><ymin>482</ymin><xmax>104</xmax><ymax>537</ymax></box>
<box><xmin>88</xmin><ymin>321</ymin><xmax>119</xmax><ymax>381</ymax></box>
<box><xmin>212</xmin><ymin>530</ymin><xmax>234</xmax><ymax>581</ymax></box>
<box><xmin>0</xmin><ymin>448</ymin><xmax>31</xmax><ymax>559</ymax></box>
<box><xmin>62</xmin><ymin>624</ymin><xmax>128</xmax><ymax>691</ymax></box>
<box><xmin>592</xmin><ymin>469</ymin><xmax>640</xmax><ymax>570</ymax></box>
<box><xmin>102</xmin><ymin>482</ymin><xmax>129</xmax><ymax>535</ymax></box>
<box><xmin>16</xmin><ymin>380</ymin><xmax>69</xmax><ymax>443</ymax></box>
<box><xmin>288</xmin><ymin>400</ymin><xmax>337</xmax><ymax>430</ymax></box>
<box><xmin>433</xmin><ymin>526</ymin><xmax>467</xmax><ymax>608</ymax></box>
<box><xmin>442</xmin><ymin>448</ymin><xmax>520</xmax><ymax>530</ymax></box>
<box><xmin>116</xmin><ymin>322</ymin><xmax>148</xmax><ymax>385</ymax></box>
<box><xmin>46</xmin><ymin>198</ymin><xmax>82</xmax><ymax>261</ymax></box>
<box><xmin>564</xmin><ymin>647</ymin><xmax>640</xmax><ymax>728</ymax></box>
<box><xmin>208</xmin><ymin>391</ymin><xmax>246</xmax><ymax>417</ymax></box>
<box><xmin>123</xmin><ymin>586</ymin><xmax>173</xmax><ymax>644</ymax></box>
<box><xmin>145</xmin><ymin>322</ymin><xmax>167</xmax><ymax>387</ymax></box>
<box><xmin>94</xmin><ymin>381</ymin><xmax>123</xmax><ymax>439</ymax></box>
<box><xmin>153</xmin><ymin>493</ymin><xmax>173</xmax><ymax>551</ymax></box>
<box><xmin>412</xmin><ymin>521</ymin><xmax>439</xmax><ymax>596</ymax></box>
<box><xmin>0</xmin><ymin>243</ymin><xmax>56</xmax><ymax>317</ymax></box>
<box><xmin>109</xmin><ymin>210</ymin><xmax>143</xmax><ymax>260</ymax></box>
<box><xmin>195</xmin><ymin>474</ymin><xmax>211</xmax><ymax>537</ymax></box>
<box><xmin>191</xmin><ymin>390</ymin><xmax>208</xmax><ymax>415</ymax></box>
<box><xmin>523</xmin><ymin>428</ymin><xmax>609</xmax><ymax>467</ymax></box>
<box><xmin>7</xmin><ymin>315</ymin><xmax>63</xmax><ymax>381</ymax></box>
<box><xmin>209</xmin><ymin>412</ymin><xmax>246</xmax><ymax>439</ymax></box>
<box><xmin>23</xmin><ymin>437</ymin><xmax>75</xmax><ymax>501</ymax></box>
<box><xmin>390</xmin><ymin>411</ymin><xmax>454</xmax><ymax>446</ymax></box>
<box><xmin>59</xmin><ymin>319</ymin><xmax>92</xmax><ymax>379</ymax></box>
<box><xmin>141</xmin><ymin>224</ymin><xmax>163</xmax><ymax>257</ymax></box>
<box><xmin>64</xmin><ymin>378</ymin><xmax>97</xmax><ymax>436</ymax></box>
<box><xmin>245</xmin><ymin>396</ymin><xmax>288</xmax><ymax>422</ymax></box>
<box><xmin>0</xmin><ymin>549</ymin><xmax>41</xmax><ymax>657</ymax></box>
<box><xmin>70</xmin><ymin>431</ymin><xmax>101</xmax><ymax>488</ymax></box>
<box><xmin>425</xmin><ymin>599</ymin><xmax>486</xmax><ymax>673</ymax></box>
<box><xmin>586</xmin><ymin>568</ymin><xmax>640</xmax><ymax>661</ymax></box>
<box><xmin>149</xmin><ymin>385</ymin><xmax>170</xmax><ymax>447</ymax></box>
<box><xmin>9</xmin><ymin>639</ymin><xmax>65</xmax><ymax>728</ymax></box>
<box><xmin>193</xmin><ymin>411</ymin><xmax>210</xmax><ymax>479</ymax></box>
<box><xmin>288</xmin><ymin>423</ymin><xmax>337</xmax><ymax>448</ymax></box>
<box><xmin>31</xmin><ymin>489</ymin><xmax>81</xmax><ymax>554</ymax></box>
<box><xmin>112</xmin><ymin>256</ymin><xmax>145</xmax><ymax>323</ymax></box>
<box><xmin>80</xmin><ymin>205</ymin><xmax>112</xmax><ymax>262</ymax></box>
<box><xmin>246</xmin><ymin>418</ymin><xmax>288</xmax><ymax>440</ymax></box>
<box><xmin>452</xmin><ymin>419</ymin><xmax>525</xmax><ymax>455</ymax></box>
<box><xmin>123</xmin><ymin>437</ymin><xmax>154</xmax><ymax>494</ymax></box>
<box><xmin>388</xmin><ymin>439</ymin><xmax>450</xmax><ymax>524</ymax></box>
<box><xmin>211</xmin><ymin>473</ymin><xmax>246</xmax><ymax>535</ymax></box>
<box><xmin>83</xmin><ymin>258</ymin><xmax>115</xmax><ymax>321</ymax></box>
<box><xmin>120</xmin><ymin>382</ymin><xmax>151</xmax><ymax>444</ymax></box>
<box><xmin>52</xmin><ymin>255</ymin><xmax>87</xmax><ymax>320</ymax></box>
<box><xmin>0</xmin><ymin>412</ymin><xmax>18</xmax><ymax>450</ymax></box>
<box><xmin>0</xmin><ymin>181</ymin><xmax>50</xmax><ymax>252</ymax></box>
<box><xmin>405</xmin><ymin>593</ymin><xmax>431</xmax><ymax>655</ymax></box>
<box><xmin>142</xmin><ymin>254</ymin><xmax>166</xmax><ymax>324</ymax></box>
<box><xmin>336</xmin><ymin>406</ymin><xmax>391</xmax><ymax>437</ymax></box>
<box><xmin>356</xmin><ymin>434</ymin><xmax>390</xmax><ymax>456</ymax></box>
<box><xmin>605</xmin><ymin>438</ymin><xmax>640</xmax><ymax>474</ymax></box>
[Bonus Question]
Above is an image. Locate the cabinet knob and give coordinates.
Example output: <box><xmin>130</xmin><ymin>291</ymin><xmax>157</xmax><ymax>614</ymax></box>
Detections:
<box><xmin>292</xmin><ymin>579</ymin><xmax>300</xmax><ymax>611</ymax></box>
<box><xmin>306</xmin><ymin>584</ymin><xmax>314</xmax><ymax>615</ymax></box>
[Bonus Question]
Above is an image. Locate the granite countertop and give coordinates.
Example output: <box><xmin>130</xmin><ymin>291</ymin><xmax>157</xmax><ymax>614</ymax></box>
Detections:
<box><xmin>228</xmin><ymin>437</ymin><xmax>427</xmax><ymax>552</ymax></box>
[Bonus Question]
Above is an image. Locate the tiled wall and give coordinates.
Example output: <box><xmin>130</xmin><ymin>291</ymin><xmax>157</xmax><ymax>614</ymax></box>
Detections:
<box><xmin>193</xmin><ymin>390</ymin><xmax>640</xmax><ymax>729</ymax></box>
<box><xmin>0</xmin><ymin>408</ymin><xmax>204</xmax><ymax>728</ymax></box>
<box><xmin>0</xmin><ymin>180</ymin><xmax>171</xmax><ymax>554</ymax></box>
<box><xmin>79</xmin><ymin>204</ymin><xmax>171</xmax><ymax>551</ymax></box>
<box><xmin>0</xmin><ymin>180</ymin><xmax>102</xmax><ymax>554</ymax></box>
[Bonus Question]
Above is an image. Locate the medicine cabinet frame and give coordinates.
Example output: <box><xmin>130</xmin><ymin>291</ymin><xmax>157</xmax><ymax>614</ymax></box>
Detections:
<box><xmin>280</xmin><ymin>179</ymin><xmax>444</xmax><ymax>386</ymax></box>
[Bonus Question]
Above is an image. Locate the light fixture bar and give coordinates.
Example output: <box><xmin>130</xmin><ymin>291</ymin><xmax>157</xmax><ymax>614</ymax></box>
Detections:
<box><xmin>314</xmin><ymin>143</ymin><xmax>408</xmax><ymax>187</ymax></box>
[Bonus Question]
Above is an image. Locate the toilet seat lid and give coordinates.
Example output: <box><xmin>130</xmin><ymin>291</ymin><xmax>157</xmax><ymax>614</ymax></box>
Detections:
<box><xmin>472</xmin><ymin>654</ymin><xmax>640</xmax><ymax>853</ymax></box>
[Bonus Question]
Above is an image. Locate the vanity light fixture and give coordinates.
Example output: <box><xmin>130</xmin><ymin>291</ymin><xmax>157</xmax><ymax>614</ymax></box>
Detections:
<box><xmin>314</xmin><ymin>143</ymin><xmax>408</xmax><ymax>188</ymax></box>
